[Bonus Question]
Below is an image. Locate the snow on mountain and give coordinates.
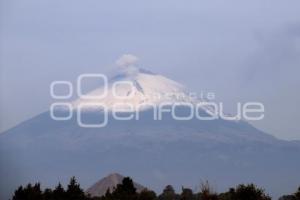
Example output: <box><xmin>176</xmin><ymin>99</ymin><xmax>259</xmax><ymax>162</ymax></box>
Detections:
<box><xmin>72</xmin><ymin>67</ymin><xmax>199</xmax><ymax>111</ymax></box>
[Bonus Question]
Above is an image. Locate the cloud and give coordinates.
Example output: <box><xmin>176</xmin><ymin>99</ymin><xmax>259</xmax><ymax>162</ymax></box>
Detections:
<box><xmin>116</xmin><ymin>54</ymin><xmax>139</xmax><ymax>68</ymax></box>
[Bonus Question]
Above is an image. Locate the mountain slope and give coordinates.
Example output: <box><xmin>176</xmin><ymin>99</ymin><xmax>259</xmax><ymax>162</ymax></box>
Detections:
<box><xmin>0</xmin><ymin>68</ymin><xmax>299</xmax><ymax>200</ymax></box>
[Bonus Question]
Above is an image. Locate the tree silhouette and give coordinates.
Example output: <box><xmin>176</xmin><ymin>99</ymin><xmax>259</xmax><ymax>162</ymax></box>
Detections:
<box><xmin>103</xmin><ymin>188</ymin><xmax>113</xmax><ymax>200</ymax></box>
<box><xmin>10</xmin><ymin>176</ymin><xmax>300</xmax><ymax>200</ymax></box>
<box><xmin>12</xmin><ymin>186</ymin><xmax>25</xmax><ymax>200</ymax></box>
<box><xmin>52</xmin><ymin>182</ymin><xmax>66</xmax><ymax>200</ymax></box>
<box><xmin>295</xmin><ymin>187</ymin><xmax>300</xmax><ymax>200</ymax></box>
<box><xmin>159</xmin><ymin>185</ymin><xmax>178</xmax><ymax>200</ymax></box>
<box><xmin>180</xmin><ymin>187</ymin><xmax>194</xmax><ymax>200</ymax></box>
<box><xmin>111</xmin><ymin>177</ymin><xmax>137</xmax><ymax>200</ymax></box>
<box><xmin>12</xmin><ymin>183</ymin><xmax>42</xmax><ymax>200</ymax></box>
<box><xmin>219</xmin><ymin>184</ymin><xmax>271</xmax><ymax>200</ymax></box>
<box><xmin>43</xmin><ymin>188</ymin><xmax>53</xmax><ymax>200</ymax></box>
<box><xmin>138</xmin><ymin>189</ymin><xmax>157</xmax><ymax>200</ymax></box>
<box><xmin>219</xmin><ymin>188</ymin><xmax>235</xmax><ymax>200</ymax></box>
<box><xmin>278</xmin><ymin>195</ymin><xmax>296</xmax><ymax>200</ymax></box>
<box><xmin>66</xmin><ymin>177</ymin><xmax>86</xmax><ymax>200</ymax></box>
<box><xmin>198</xmin><ymin>181</ymin><xmax>218</xmax><ymax>200</ymax></box>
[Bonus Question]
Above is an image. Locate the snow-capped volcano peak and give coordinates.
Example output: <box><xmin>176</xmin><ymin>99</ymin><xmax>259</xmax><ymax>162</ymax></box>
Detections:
<box><xmin>72</xmin><ymin>67</ymin><xmax>198</xmax><ymax>111</ymax></box>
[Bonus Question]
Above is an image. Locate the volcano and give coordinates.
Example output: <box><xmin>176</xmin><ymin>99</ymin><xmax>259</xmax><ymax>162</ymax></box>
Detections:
<box><xmin>0</xmin><ymin>66</ymin><xmax>300</xmax><ymax>199</ymax></box>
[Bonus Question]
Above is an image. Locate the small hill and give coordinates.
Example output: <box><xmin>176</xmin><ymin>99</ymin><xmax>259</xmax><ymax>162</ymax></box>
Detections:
<box><xmin>86</xmin><ymin>173</ymin><xmax>146</xmax><ymax>197</ymax></box>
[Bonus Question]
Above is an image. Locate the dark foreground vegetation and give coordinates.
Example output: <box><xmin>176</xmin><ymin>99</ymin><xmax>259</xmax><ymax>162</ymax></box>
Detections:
<box><xmin>11</xmin><ymin>177</ymin><xmax>300</xmax><ymax>200</ymax></box>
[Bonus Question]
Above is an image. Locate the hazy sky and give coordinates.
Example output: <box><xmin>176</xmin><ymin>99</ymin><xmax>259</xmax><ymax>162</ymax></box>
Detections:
<box><xmin>1</xmin><ymin>0</ymin><xmax>300</xmax><ymax>140</ymax></box>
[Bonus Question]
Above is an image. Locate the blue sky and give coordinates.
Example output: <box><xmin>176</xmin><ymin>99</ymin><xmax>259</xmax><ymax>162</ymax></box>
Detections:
<box><xmin>1</xmin><ymin>0</ymin><xmax>300</xmax><ymax>140</ymax></box>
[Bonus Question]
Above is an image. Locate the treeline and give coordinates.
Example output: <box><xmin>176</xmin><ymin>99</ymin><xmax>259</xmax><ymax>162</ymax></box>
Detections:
<box><xmin>11</xmin><ymin>176</ymin><xmax>300</xmax><ymax>200</ymax></box>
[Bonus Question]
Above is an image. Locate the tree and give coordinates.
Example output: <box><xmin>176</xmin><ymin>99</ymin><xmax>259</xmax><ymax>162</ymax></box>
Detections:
<box><xmin>52</xmin><ymin>182</ymin><xmax>66</xmax><ymax>200</ymax></box>
<box><xmin>12</xmin><ymin>186</ymin><xmax>25</xmax><ymax>200</ymax></box>
<box><xmin>278</xmin><ymin>195</ymin><xmax>296</xmax><ymax>200</ymax></box>
<box><xmin>295</xmin><ymin>187</ymin><xmax>300</xmax><ymax>200</ymax></box>
<box><xmin>219</xmin><ymin>188</ymin><xmax>235</xmax><ymax>200</ymax></box>
<box><xmin>139</xmin><ymin>189</ymin><xmax>157</xmax><ymax>200</ymax></box>
<box><xmin>180</xmin><ymin>187</ymin><xmax>194</xmax><ymax>200</ymax></box>
<box><xmin>220</xmin><ymin>184</ymin><xmax>271</xmax><ymax>200</ymax></box>
<box><xmin>111</xmin><ymin>177</ymin><xmax>138</xmax><ymax>200</ymax></box>
<box><xmin>197</xmin><ymin>181</ymin><xmax>218</xmax><ymax>200</ymax></box>
<box><xmin>12</xmin><ymin>183</ymin><xmax>42</xmax><ymax>200</ymax></box>
<box><xmin>66</xmin><ymin>176</ymin><xmax>86</xmax><ymax>200</ymax></box>
<box><xmin>235</xmin><ymin>184</ymin><xmax>271</xmax><ymax>200</ymax></box>
<box><xmin>159</xmin><ymin>185</ymin><xmax>178</xmax><ymax>200</ymax></box>
<box><xmin>43</xmin><ymin>188</ymin><xmax>53</xmax><ymax>200</ymax></box>
<box><xmin>103</xmin><ymin>188</ymin><xmax>113</xmax><ymax>200</ymax></box>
